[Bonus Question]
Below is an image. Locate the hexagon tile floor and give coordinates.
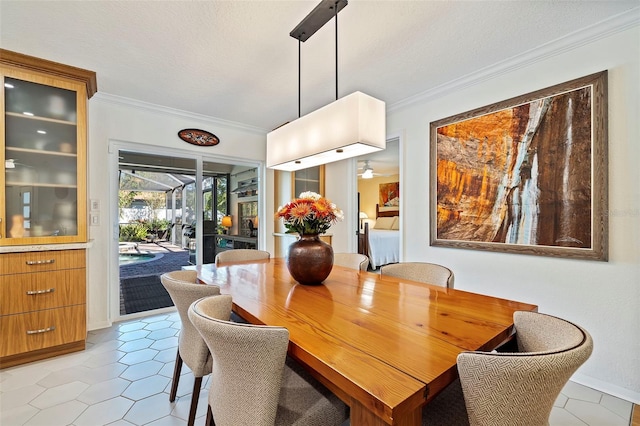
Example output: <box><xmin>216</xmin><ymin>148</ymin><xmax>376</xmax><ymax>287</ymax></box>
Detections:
<box><xmin>0</xmin><ymin>311</ymin><xmax>635</xmax><ymax>426</ymax></box>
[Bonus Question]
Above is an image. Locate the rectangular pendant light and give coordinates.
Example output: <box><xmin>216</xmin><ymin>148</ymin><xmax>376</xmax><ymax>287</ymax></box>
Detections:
<box><xmin>266</xmin><ymin>91</ymin><xmax>385</xmax><ymax>171</ymax></box>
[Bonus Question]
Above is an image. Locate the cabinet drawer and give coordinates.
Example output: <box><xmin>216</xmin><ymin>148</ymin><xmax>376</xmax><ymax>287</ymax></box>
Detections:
<box><xmin>0</xmin><ymin>305</ymin><xmax>86</xmax><ymax>357</ymax></box>
<box><xmin>0</xmin><ymin>249</ymin><xmax>85</xmax><ymax>275</ymax></box>
<box><xmin>0</xmin><ymin>269</ymin><xmax>86</xmax><ymax>315</ymax></box>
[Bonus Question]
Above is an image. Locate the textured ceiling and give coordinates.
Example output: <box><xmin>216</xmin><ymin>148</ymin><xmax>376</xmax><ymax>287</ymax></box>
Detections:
<box><xmin>2</xmin><ymin>1</ymin><xmax>637</xmax><ymax>134</ymax></box>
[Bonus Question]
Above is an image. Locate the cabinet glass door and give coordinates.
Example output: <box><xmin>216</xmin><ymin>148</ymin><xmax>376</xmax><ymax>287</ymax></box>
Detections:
<box><xmin>292</xmin><ymin>165</ymin><xmax>325</xmax><ymax>197</ymax></box>
<box><xmin>3</xmin><ymin>74</ymin><xmax>83</xmax><ymax>242</ymax></box>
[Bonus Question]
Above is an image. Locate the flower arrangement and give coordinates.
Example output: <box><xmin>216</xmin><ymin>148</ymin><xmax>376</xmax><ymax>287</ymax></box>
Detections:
<box><xmin>276</xmin><ymin>192</ymin><xmax>343</xmax><ymax>235</ymax></box>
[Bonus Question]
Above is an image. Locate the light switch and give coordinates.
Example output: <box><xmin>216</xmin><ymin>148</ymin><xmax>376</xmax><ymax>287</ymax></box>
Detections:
<box><xmin>90</xmin><ymin>213</ymin><xmax>100</xmax><ymax>226</ymax></box>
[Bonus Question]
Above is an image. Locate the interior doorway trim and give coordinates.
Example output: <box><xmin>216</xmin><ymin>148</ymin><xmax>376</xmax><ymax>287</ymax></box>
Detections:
<box><xmin>351</xmin><ymin>130</ymin><xmax>404</xmax><ymax>259</ymax></box>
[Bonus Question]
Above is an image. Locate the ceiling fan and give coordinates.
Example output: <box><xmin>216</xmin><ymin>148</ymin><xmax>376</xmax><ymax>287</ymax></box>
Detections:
<box><xmin>357</xmin><ymin>160</ymin><xmax>381</xmax><ymax>179</ymax></box>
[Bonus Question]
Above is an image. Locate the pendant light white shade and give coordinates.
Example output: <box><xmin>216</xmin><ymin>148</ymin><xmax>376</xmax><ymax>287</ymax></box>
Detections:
<box><xmin>267</xmin><ymin>91</ymin><xmax>386</xmax><ymax>171</ymax></box>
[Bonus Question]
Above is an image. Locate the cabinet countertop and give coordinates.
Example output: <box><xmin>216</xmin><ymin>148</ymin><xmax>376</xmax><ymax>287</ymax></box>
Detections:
<box><xmin>0</xmin><ymin>240</ymin><xmax>94</xmax><ymax>253</ymax></box>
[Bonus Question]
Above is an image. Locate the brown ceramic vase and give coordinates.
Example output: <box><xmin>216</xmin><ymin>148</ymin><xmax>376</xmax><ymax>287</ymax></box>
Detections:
<box><xmin>287</xmin><ymin>234</ymin><xmax>334</xmax><ymax>285</ymax></box>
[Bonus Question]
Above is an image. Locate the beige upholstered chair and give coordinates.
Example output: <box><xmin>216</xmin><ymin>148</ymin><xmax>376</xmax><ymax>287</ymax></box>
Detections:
<box><xmin>333</xmin><ymin>253</ymin><xmax>369</xmax><ymax>271</ymax></box>
<box><xmin>160</xmin><ymin>270</ymin><xmax>227</xmax><ymax>426</ymax></box>
<box><xmin>421</xmin><ymin>378</ymin><xmax>469</xmax><ymax>426</ymax></box>
<box><xmin>380</xmin><ymin>262</ymin><xmax>454</xmax><ymax>288</ymax></box>
<box><xmin>188</xmin><ymin>295</ymin><xmax>349</xmax><ymax>426</ymax></box>
<box><xmin>214</xmin><ymin>248</ymin><xmax>270</xmax><ymax>265</ymax></box>
<box><xmin>422</xmin><ymin>311</ymin><xmax>593</xmax><ymax>426</ymax></box>
<box><xmin>214</xmin><ymin>248</ymin><xmax>270</xmax><ymax>323</ymax></box>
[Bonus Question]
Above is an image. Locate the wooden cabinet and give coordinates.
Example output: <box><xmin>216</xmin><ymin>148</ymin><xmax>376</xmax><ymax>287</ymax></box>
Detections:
<box><xmin>216</xmin><ymin>235</ymin><xmax>258</xmax><ymax>251</ymax></box>
<box><xmin>0</xmin><ymin>50</ymin><xmax>95</xmax><ymax>368</ymax></box>
<box><xmin>1</xmin><ymin>49</ymin><xmax>96</xmax><ymax>245</ymax></box>
<box><xmin>291</xmin><ymin>165</ymin><xmax>325</xmax><ymax>197</ymax></box>
<box><xmin>0</xmin><ymin>249</ymin><xmax>87</xmax><ymax>367</ymax></box>
<box><xmin>238</xmin><ymin>201</ymin><xmax>258</xmax><ymax>237</ymax></box>
<box><xmin>189</xmin><ymin>234</ymin><xmax>259</xmax><ymax>265</ymax></box>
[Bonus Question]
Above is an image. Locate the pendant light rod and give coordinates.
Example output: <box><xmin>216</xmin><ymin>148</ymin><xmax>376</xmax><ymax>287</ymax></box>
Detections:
<box><xmin>290</xmin><ymin>0</ymin><xmax>347</xmax><ymax>42</ymax></box>
<box><xmin>298</xmin><ymin>38</ymin><xmax>301</xmax><ymax>118</ymax></box>
<box><xmin>335</xmin><ymin>2</ymin><xmax>338</xmax><ymax>101</ymax></box>
<box><xmin>292</xmin><ymin>0</ymin><xmax>346</xmax><ymax>118</ymax></box>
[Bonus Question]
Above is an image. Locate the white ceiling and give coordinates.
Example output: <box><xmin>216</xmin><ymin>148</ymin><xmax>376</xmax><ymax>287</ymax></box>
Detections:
<box><xmin>1</xmin><ymin>1</ymin><xmax>637</xmax><ymax>170</ymax></box>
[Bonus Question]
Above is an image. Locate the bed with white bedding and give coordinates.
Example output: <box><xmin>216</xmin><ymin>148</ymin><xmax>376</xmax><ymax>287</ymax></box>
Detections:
<box><xmin>362</xmin><ymin>205</ymin><xmax>400</xmax><ymax>269</ymax></box>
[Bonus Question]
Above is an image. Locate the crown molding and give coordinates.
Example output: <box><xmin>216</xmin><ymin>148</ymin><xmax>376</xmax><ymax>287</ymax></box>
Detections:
<box><xmin>92</xmin><ymin>92</ymin><xmax>268</xmax><ymax>135</ymax></box>
<box><xmin>388</xmin><ymin>8</ymin><xmax>640</xmax><ymax>113</ymax></box>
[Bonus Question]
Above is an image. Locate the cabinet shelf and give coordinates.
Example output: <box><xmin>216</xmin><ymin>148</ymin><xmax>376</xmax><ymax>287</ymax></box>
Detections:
<box><xmin>232</xmin><ymin>177</ymin><xmax>258</xmax><ymax>198</ymax></box>
<box><xmin>6</xmin><ymin>146</ymin><xmax>77</xmax><ymax>158</ymax></box>
<box><xmin>5</xmin><ymin>181</ymin><xmax>78</xmax><ymax>189</ymax></box>
<box><xmin>6</xmin><ymin>111</ymin><xmax>76</xmax><ymax>126</ymax></box>
<box><xmin>5</xmin><ymin>113</ymin><xmax>78</xmax><ymax>154</ymax></box>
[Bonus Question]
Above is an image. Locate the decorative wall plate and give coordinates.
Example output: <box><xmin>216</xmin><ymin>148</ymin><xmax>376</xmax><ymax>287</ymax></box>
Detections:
<box><xmin>177</xmin><ymin>128</ymin><xmax>220</xmax><ymax>146</ymax></box>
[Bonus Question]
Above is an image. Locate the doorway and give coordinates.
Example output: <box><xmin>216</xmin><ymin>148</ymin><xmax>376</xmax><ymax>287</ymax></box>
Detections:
<box><xmin>118</xmin><ymin>150</ymin><xmax>197</xmax><ymax>315</ymax></box>
<box><xmin>115</xmin><ymin>148</ymin><xmax>259</xmax><ymax>317</ymax></box>
<box><xmin>355</xmin><ymin>137</ymin><xmax>400</xmax><ymax>270</ymax></box>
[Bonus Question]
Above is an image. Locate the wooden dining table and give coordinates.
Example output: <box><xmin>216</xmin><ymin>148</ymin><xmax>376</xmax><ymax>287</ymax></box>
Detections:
<box><xmin>195</xmin><ymin>258</ymin><xmax>537</xmax><ymax>426</ymax></box>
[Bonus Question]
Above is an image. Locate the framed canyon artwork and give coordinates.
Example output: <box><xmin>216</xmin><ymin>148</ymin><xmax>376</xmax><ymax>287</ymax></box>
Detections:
<box><xmin>429</xmin><ymin>71</ymin><xmax>608</xmax><ymax>260</ymax></box>
<box><xmin>379</xmin><ymin>182</ymin><xmax>400</xmax><ymax>211</ymax></box>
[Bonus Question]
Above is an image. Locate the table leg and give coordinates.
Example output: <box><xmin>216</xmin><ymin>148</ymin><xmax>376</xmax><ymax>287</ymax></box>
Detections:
<box><xmin>349</xmin><ymin>398</ymin><xmax>421</xmax><ymax>426</ymax></box>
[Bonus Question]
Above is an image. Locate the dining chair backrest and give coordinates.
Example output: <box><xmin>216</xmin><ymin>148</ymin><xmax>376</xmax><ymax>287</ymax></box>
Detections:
<box><xmin>456</xmin><ymin>311</ymin><xmax>593</xmax><ymax>426</ymax></box>
<box><xmin>214</xmin><ymin>249</ymin><xmax>270</xmax><ymax>265</ymax></box>
<box><xmin>189</xmin><ymin>295</ymin><xmax>289</xmax><ymax>426</ymax></box>
<box><xmin>160</xmin><ymin>270</ymin><xmax>223</xmax><ymax>374</ymax></box>
<box><xmin>160</xmin><ymin>270</ymin><xmax>226</xmax><ymax>425</ymax></box>
<box><xmin>333</xmin><ymin>253</ymin><xmax>369</xmax><ymax>271</ymax></box>
<box><xmin>189</xmin><ymin>295</ymin><xmax>348</xmax><ymax>426</ymax></box>
<box><xmin>380</xmin><ymin>262</ymin><xmax>454</xmax><ymax>288</ymax></box>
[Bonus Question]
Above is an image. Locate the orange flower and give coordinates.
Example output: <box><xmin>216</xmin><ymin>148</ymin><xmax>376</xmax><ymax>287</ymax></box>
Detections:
<box><xmin>289</xmin><ymin>203</ymin><xmax>313</xmax><ymax>224</ymax></box>
<box><xmin>276</xmin><ymin>192</ymin><xmax>343</xmax><ymax>235</ymax></box>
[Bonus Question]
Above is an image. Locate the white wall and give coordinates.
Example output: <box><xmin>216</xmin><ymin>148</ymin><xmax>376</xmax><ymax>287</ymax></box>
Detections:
<box><xmin>87</xmin><ymin>96</ymin><xmax>270</xmax><ymax>329</ymax></box>
<box><xmin>382</xmin><ymin>26</ymin><xmax>639</xmax><ymax>402</ymax></box>
<box><xmin>85</xmin><ymin>22</ymin><xmax>639</xmax><ymax>402</ymax></box>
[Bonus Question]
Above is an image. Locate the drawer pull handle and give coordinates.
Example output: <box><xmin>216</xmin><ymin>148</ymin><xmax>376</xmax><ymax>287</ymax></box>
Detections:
<box><xmin>26</xmin><ymin>326</ymin><xmax>56</xmax><ymax>335</ymax></box>
<box><xmin>25</xmin><ymin>259</ymin><xmax>56</xmax><ymax>265</ymax></box>
<box><xmin>26</xmin><ymin>288</ymin><xmax>56</xmax><ymax>295</ymax></box>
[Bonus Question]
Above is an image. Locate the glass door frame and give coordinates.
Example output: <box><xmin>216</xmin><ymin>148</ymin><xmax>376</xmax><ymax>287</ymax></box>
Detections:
<box><xmin>109</xmin><ymin>140</ymin><xmax>262</xmax><ymax>321</ymax></box>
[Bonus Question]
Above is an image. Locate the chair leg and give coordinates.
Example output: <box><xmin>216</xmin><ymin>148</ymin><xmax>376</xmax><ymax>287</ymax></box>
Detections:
<box><xmin>206</xmin><ymin>405</ymin><xmax>214</xmax><ymax>426</ymax></box>
<box><xmin>187</xmin><ymin>376</ymin><xmax>203</xmax><ymax>426</ymax></box>
<box><xmin>169</xmin><ymin>349</ymin><xmax>183</xmax><ymax>402</ymax></box>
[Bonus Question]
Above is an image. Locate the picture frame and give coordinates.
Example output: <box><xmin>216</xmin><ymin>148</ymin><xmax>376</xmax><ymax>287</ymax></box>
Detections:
<box><xmin>429</xmin><ymin>71</ymin><xmax>608</xmax><ymax>261</ymax></box>
<box><xmin>177</xmin><ymin>128</ymin><xmax>220</xmax><ymax>146</ymax></box>
<box><xmin>379</xmin><ymin>182</ymin><xmax>400</xmax><ymax>210</ymax></box>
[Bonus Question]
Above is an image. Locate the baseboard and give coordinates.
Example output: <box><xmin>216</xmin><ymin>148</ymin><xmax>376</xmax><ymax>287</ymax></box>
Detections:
<box><xmin>0</xmin><ymin>341</ymin><xmax>85</xmax><ymax>369</ymax></box>
<box><xmin>572</xmin><ymin>373</ymin><xmax>640</xmax><ymax>404</ymax></box>
<box><xmin>88</xmin><ymin>320</ymin><xmax>113</xmax><ymax>331</ymax></box>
